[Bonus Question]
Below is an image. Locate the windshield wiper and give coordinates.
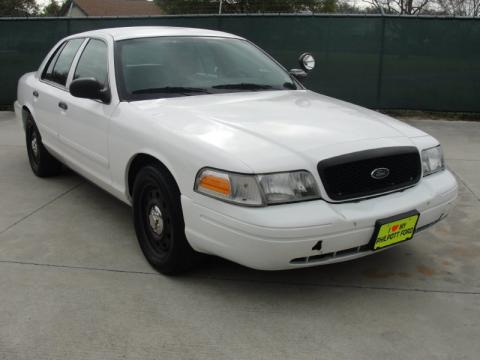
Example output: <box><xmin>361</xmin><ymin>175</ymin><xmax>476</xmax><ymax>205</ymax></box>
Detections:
<box><xmin>132</xmin><ymin>87</ymin><xmax>210</xmax><ymax>95</ymax></box>
<box><xmin>212</xmin><ymin>83</ymin><xmax>273</xmax><ymax>90</ymax></box>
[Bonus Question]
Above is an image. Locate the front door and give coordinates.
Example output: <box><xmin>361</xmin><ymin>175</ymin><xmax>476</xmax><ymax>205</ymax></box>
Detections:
<box><xmin>57</xmin><ymin>38</ymin><xmax>115</xmax><ymax>186</ymax></box>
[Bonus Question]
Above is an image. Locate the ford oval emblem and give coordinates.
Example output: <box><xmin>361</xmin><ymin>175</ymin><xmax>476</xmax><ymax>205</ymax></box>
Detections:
<box><xmin>370</xmin><ymin>167</ymin><xmax>390</xmax><ymax>180</ymax></box>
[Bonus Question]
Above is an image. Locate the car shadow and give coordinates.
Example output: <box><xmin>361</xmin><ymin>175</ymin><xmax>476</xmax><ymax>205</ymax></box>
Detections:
<box><xmin>45</xmin><ymin>168</ymin><xmax>470</xmax><ymax>295</ymax></box>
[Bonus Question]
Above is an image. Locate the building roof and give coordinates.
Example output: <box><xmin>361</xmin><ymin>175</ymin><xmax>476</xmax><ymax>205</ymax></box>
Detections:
<box><xmin>71</xmin><ymin>0</ymin><xmax>163</xmax><ymax>16</ymax></box>
<box><xmin>71</xmin><ymin>26</ymin><xmax>243</xmax><ymax>41</ymax></box>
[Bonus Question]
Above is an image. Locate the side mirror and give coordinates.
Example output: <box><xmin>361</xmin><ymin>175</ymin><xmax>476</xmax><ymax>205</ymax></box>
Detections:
<box><xmin>289</xmin><ymin>52</ymin><xmax>315</xmax><ymax>82</ymax></box>
<box><xmin>289</xmin><ymin>68</ymin><xmax>308</xmax><ymax>80</ymax></box>
<box><xmin>70</xmin><ymin>78</ymin><xmax>110</xmax><ymax>103</ymax></box>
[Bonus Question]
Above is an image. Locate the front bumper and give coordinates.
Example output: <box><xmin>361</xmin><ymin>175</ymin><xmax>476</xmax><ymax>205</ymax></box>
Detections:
<box><xmin>182</xmin><ymin>169</ymin><xmax>458</xmax><ymax>270</ymax></box>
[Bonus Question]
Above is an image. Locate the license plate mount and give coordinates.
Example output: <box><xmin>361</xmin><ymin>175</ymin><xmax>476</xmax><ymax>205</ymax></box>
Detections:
<box><xmin>370</xmin><ymin>210</ymin><xmax>420</xmax><ymax>251</ymax></box>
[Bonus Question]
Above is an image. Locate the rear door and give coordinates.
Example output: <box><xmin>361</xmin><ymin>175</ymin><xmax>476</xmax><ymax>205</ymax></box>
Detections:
<box><xmin>34</xmin><ymin>38</ymin><xmax>85</xmax><ymax>153</ymax></box>
<box><xmin>57</xmin><ymin>38</ymin><xmax>115</xmax><ymax>185</ymax></box>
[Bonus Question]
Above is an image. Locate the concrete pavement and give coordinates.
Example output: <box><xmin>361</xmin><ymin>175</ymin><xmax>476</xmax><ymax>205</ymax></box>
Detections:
<box><xmin>0</xmin><ymin>112</ymin><xmax>479</xmax><ymax>359</ymax></box>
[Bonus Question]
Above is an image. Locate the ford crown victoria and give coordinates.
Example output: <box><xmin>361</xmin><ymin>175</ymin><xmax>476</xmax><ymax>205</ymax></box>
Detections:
<box><xmin>15</xmin><ymin>27</ymin><xmax>458</xmax><ymax>274</ymax></box>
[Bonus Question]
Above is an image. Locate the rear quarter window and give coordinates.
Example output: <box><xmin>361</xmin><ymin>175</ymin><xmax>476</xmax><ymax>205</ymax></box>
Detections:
<box><xmin>42</xmin><ymin>38</ymin><xmax>84</xmax><ymax>87</ymax></box>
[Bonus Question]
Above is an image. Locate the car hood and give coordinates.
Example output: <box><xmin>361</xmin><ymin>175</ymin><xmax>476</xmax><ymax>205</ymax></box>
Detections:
<box><xmin>130</xmin><ymin>90</ymin><xmax>429</xmax><ymax>172</ymax></box>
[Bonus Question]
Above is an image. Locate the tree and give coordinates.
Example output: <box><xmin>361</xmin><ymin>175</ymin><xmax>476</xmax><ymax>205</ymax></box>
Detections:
<box><xmin>436</xmin><ymin>0</ymin><xmax>480</xmax><ymax>16</ymax></box>
<box><xmin>320</xmin><ymin>0</ymin><xmax>337</xmax><ymax>12</ymax></box>
<box><xmin>155</xmin><ymin>0</ymin><xmax>337</xmax><ymax>14</ymax></box>
<box><xmin>42</xmin><ymin>0</ymin><xmax>63</xmax><ymax>16</ymax></box>
<box><xmin>0</xmin><ymin>0</ymin><xmax>38</xmax><ymax>16</ymax></box>
<box><xmin>362</xmin><ymin>0</ymin><xmax>434</xmax><ymax>14</ymax></box>
<box><xmin>336</xmin><ymin>0</ymin><xmax>365</xmax><ymax>12</ymax></box>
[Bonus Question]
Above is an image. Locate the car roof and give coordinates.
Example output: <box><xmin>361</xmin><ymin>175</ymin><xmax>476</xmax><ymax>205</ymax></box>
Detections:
<box><xmin>70</xmin><ymin>26</ymin><xmax>244</xmax><ymax>41</ymax></box>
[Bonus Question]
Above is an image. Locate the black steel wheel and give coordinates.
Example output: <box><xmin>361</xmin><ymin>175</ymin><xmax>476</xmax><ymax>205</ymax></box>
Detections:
<box><xmin>25</xmin><ymin>113</ymin><xmax>62</xmax><ymax>177</ymax></box>
<box><xmin>133</xmin><ymin>164</ymin><xmax>198</xmax><ymax>274</ymax></box>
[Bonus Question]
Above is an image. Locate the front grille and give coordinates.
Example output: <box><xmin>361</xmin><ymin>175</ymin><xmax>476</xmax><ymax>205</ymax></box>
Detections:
<box><xmin>317</xmin><ymin>147</ymin><xmax>421</xmax><ymax>201</ymax></box>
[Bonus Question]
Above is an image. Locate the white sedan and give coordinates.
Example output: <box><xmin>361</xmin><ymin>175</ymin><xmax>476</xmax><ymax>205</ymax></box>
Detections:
<box><xmin>15</xmin><ymin>26</ymin><xmax>457</xmax><ymax>274</ymax></box>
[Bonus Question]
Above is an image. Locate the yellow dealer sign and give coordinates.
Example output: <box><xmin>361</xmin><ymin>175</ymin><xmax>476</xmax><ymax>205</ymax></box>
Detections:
<box><xmin>373</xmin><ymin>213</ymin><xmax>420</xmax><ymax>250</ymax></box>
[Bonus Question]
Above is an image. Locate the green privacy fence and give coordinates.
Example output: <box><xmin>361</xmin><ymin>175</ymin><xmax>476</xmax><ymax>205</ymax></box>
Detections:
<box><xmin>1</xmin><ymin>15</ymin><xmax>479</xmax><ymax>111</ymax></box>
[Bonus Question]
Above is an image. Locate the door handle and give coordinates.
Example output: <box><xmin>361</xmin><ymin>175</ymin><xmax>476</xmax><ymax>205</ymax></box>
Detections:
<box><xmin>33</xmin><ymin>90</ymin><xmax>39</xmax><ymax>98</ymax></box>
<box><xmin>58</xmin><ymin>102</ymin><xmax>68</xmax><ymax>111</ymax></box>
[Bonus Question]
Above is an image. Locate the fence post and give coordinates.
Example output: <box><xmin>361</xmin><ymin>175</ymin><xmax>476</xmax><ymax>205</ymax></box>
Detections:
<box><xmin>376</xmin><ymin>15</ymin><xmax>386</xmax><ymax>109</ymax></box>
<box><xmin>217</xmin><ymin>14</ymin><xmax>223</xmax><ymax>32</ymax></box>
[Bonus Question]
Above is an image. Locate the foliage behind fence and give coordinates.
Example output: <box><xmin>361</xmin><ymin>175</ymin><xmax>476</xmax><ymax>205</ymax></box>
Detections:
<box><xmin>1</xmin><ymin>15</ymin><xmax>479</xmax><ymax>111</ymax></box>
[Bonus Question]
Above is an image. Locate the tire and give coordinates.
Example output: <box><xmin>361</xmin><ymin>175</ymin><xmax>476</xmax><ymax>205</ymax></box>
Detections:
<box><xmin>132</xmin><ymin>164</ymin><xmax>198</xmax><ymax>275</ymax></box>
<box><xmin>25</xmin><ymin>114</ymin><xmax>62</xmax><ymax>177</ymax></box>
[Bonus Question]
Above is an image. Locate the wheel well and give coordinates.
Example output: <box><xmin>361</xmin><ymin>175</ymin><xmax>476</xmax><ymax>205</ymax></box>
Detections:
<box><xmin>127</xmin><ymin>154</ymin><xmax>179</xmax><ymax>197</ymax></box>
<box><xmin>22</xmin><ymin>106</ymin><xmax>31</xmax><ymax>128</ymax></box>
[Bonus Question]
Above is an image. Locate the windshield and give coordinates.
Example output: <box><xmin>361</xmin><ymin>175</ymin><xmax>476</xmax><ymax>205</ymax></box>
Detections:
<box><xmin>115</xmin><ymin>36</ymin><xmax>298</xmax><ymax>100</ymax></box>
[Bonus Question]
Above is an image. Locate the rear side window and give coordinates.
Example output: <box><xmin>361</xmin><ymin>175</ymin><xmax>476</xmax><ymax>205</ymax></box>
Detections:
<box><xmin>42</xmin><ymin>38</ymin><xmax>84</xmax><ymax>86</ymax></box>
<box><xmin>73</xmin><ymin>39</ymin><xmax>108</xmax><ymax>88</ymax></box>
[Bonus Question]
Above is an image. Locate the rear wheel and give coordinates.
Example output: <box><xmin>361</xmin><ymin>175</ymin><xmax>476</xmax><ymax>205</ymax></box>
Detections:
<box><xmin>25</xmin><ymin>114</ymin><xmax>62</xmax><ymax>177</ymax></box>
<box><xmin>132</xmin><ymin>164</ymin><xmax>198</xmax><ymax>275</ymax></box>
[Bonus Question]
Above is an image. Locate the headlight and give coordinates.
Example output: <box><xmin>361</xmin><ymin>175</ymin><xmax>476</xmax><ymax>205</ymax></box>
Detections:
<box><xmin>257</xmin><ymin>171</ymin><xmax>320</xmax><ymax>204</ymax></box>
<box><xmin>194</xmin><ymin>168</ymin><xmax>320</xmax><ymax>206</ymax></box>
<box><xmin>421</xmin><ymin>145</ymin><xmax>444</xmax><ymax>176</ymax></box>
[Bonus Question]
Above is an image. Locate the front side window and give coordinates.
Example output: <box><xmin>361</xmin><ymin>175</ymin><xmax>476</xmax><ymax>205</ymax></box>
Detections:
<box><xmin>43</xmin><ymin>38</ymin><xmax>84</xmax><ymax>86</ymax></box>
<box><xmin>74</xmin><ymin>39</ymin><xmax>109</xmax><ymax>88</ymax></box>
<box><xmin>115</xmin><ymin>36</ymin><xmax>297</xmax><ymax>100</ymax></box>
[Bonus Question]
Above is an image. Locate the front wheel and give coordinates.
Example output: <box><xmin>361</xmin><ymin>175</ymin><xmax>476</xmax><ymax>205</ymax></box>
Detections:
<box><xmin>132</xmin><ymin>165</ymin><xmax>199</xmax><ymax>275</ymax></box>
